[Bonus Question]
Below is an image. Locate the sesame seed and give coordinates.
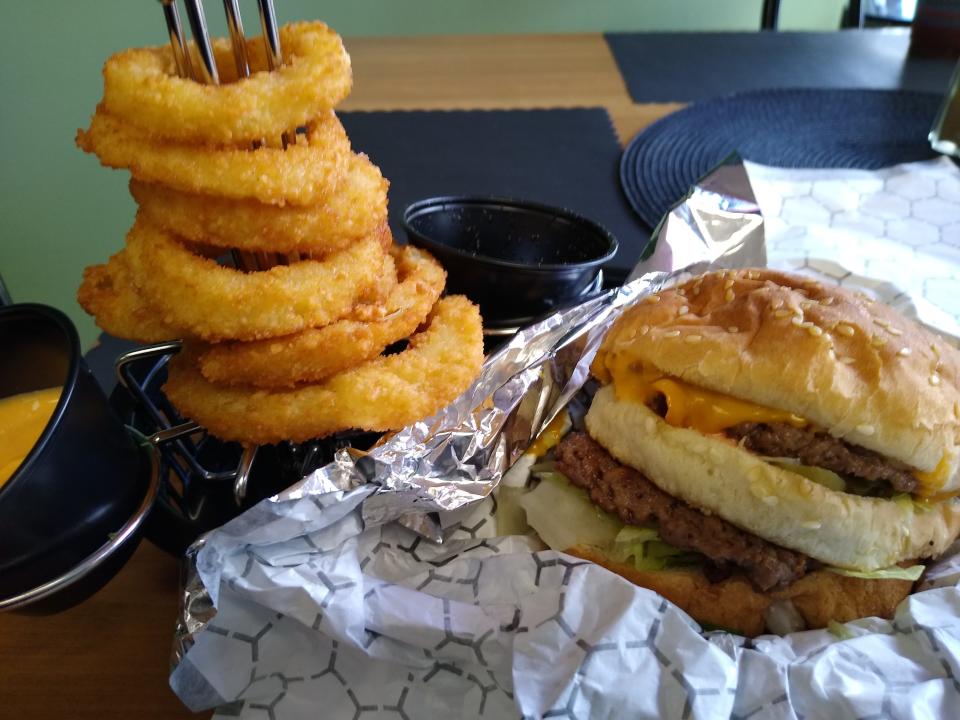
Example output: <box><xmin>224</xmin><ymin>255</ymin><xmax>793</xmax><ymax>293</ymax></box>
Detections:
<box><xmin>896</xmin><ymin>347</ymin><xmax>911</xmax><ymax>357</ymax></box>
<box><xmin>887</xmin><ymin>326</ymin><xmax>903</xmax><ymax>337</ymax></box>
<box><xmin>664</xmin><ymin>329</ymin><xmax>681</xmax><ymax>338</ymax></box>
<box><xmin>795</xmin><ymin>288</ymin><xmax>809</xmax><ymax>297</ymax></box>
<box><xmin>762</xmin><ymin>496</ymin><xmax>779</xmax><ymax>506</ymax></box>
<box><xmin>930</xmin><ymin>374</ymin><xmax>942</xmax><ymax>386</ymax></box>
<box><xmin>774</xmin><ymin>309</ymin><xmax>792</xmax><ymax>318</ymax></box>
<box><xmin>856</xmin><ymin>423</ymin><xmax>875</xmax><ymax>436</ymax></box>
<box><xmin>644</xmin><ymin>294</ymin><xmax>661</xmax><ymax>304</ymax></box>
<box><xmin>724</xmin><ymin>289</ymin><xmax>735</xmax><ymax>303</ymax></box>
<box><xmin>684</xmin><ymin>334</ymin><xmax>702</xmax><ymax>343</ymax></box>
<box><xmin>932</xmin><ymin>344</ymin><xmax>941</xmax><ymax>358</ymax></box>
<box><xmin>840</xmin><ymin>356</ymin><xmax>856</xmax><ymax>365</ymax></box>
<box><xmin>692</xmin><ymin>286</ymin><xmax>701</xmax><ymax>296</ymax></box>
<box><xmin>791</xmin><ymin>316</ymin><xmax>803</xmax><ymax>326</ymax></box>
<box><xmin>801</xmin><ymin>520</ymin><xmax>822</xmax><ymax>530</ymax></box>
<box><xmin>820</xmin><ymin>297</ymin><xmax>835</xmax><ymax>305</ymax></box>
<box><xmin>724</xmin><ymin>278</ymin><xmax>735</xmax><ymax>290</ymax></box>
<box><xmin>872</xmin><ymin>336</ymin><xmax>886</xmax><ymax>347</ymax></box>
<box><xmin>873</xmin><ymin>317</ymin><xmax>891</xmax><ymax>329</ymax></box>
<box><xmin>676</xmin><ymin>288</ymin><xmax>687</xmax><ymax>297</ymax></box>
<box><xmin>837</xmin><ymin>324</ymin><xmax>855</xmax><ymax>337</ymax></box>
<box><xmin>800</xmin><ymin>300</ymin><xmax>815</xmax><ymax>309</ymax></box>
<box><xmin>678</xmin><ymin>305</ymin><xmax>689</xmax><ymax>315</ymax></box>
<box><xmin>772</xmin><ymin>299</ymin><xmax>785</xmax><ymax>310</ymax></box>
<box><xmin>727</xmin><ymin>326</ymin><xmax>739</xmax><ymax>333</ymax></box>
<box><xmin>806</xmin><ymin>325</ymin><xmax>824</xmax><ymax>337</ymax></box>
<box><xmin>640</xmin><ymin>325</ymin><xmax>650</xmax><ymax>335</ymax></box>
<box><xmin>828</xmin><ymin>348</ymin><xmax>837</xmax><ymax>359</ymax></box>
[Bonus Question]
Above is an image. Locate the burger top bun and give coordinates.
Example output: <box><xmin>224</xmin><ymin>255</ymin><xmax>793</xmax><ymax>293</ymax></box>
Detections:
<box><xmin>595</xmin><ymin>269</ymin><xmax>960</xmax><ymax>495</ymax></box>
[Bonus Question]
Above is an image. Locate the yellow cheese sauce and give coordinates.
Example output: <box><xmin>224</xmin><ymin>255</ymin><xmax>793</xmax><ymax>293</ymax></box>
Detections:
<box><xmin>0</xmin><ymin>387</ymin><xmax>62</xmax><ymax>488</ymax></box>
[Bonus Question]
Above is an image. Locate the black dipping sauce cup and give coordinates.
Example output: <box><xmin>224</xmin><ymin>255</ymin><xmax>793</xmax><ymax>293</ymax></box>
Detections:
<box><xmin>0</xmin><ymin>304</ymin><xmax>155</xmax><ymax>613</ymax></box>
<box><xmin>402</xmin><ymin>197</ymin><xmax>618</xmax><ymax>330</ymax></box>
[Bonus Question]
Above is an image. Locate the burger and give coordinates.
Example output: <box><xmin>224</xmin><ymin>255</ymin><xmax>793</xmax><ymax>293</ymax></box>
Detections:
<box><xmin>519</xmin><ymin>268</ymin><xmax>960</xmax><ymax>635</ymax></box>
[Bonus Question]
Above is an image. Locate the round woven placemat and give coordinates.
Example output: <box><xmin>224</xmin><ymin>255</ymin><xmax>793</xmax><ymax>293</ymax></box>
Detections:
<box><xmin>621</xmin><ymin>89</ymin><xmax>942</xmax><ymax>229</ymax></box>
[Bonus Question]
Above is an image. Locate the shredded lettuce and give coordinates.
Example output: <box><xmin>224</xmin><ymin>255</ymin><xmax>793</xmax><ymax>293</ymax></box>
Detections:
<box><xmin>494</xmin><ymin>486</ymin><xmax>534</xmax><ymax>537</ymax></box>
<box><xmin>763</xmin><ymin>458</ymin><xmax>846</xmax><ymax>492</ymax></box>
<box><xmin>827</xmin><ymin>620</ymin><xmax>856</xmax><ymax>640</ymax></box>
<box><xmin>517</xmin><ymin>471</ymin><xmax>621</xmax><ymax>551</ymax></box>
<box><xmin>609</xmin><ymin>527</ymin><xmax>701</xmax><ymax>571</ymax></box>
<box><xmin>826</xmin><ymin>564</ymin><xmax>925</xmax><ymax>581</ymax></box>
<box><xmin>893</xmin><ymin>493</ymin><xmax>934</xmax><ymax>514</ymax></box>
<box><xmin>518</xmin><ymin>472</ymin><xmax>700</xmax><ymax>571</ymax></box>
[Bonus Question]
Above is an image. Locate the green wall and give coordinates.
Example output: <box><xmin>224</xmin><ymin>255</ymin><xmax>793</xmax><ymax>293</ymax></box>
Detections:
<box><xmin>0</xmin><ymin>1</ymin><xmax>844</xmax><ymax>349</ymax></box>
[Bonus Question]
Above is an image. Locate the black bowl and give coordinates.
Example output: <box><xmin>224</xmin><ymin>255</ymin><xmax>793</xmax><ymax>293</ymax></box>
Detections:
<box><xmin>402</xmin><ymin>197</ymin><xmax>618</xmax><ymax>327</ymax></box>
<box><xmin>0</xmin><ymin>444</ymin><xmax>158</xmax><ymax>614</ymax></box>
<box><xmin>0</xmin><ymin>304</ymin><xmax>146</xmax><ymax>611</ymax></box>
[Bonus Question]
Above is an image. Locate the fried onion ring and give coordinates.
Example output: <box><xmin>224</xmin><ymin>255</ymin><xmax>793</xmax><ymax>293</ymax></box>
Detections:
<box><xmin>77</xmin><ymin>110</ymin><xmax>351</xmax><ymax>205</ymax></box>
<box><xmin>123</xmin><ymin>218</ymin><xmax>392</xmax><ymax>341</ymax></box>
<box><xmin>164</xmin><ymin>296</ymin><xmax>483</xmax><ymax>444</ymax></box>
<box><xmin>129</xmin><ymin>153</ymin><xmax>387</xmax><ymax>253</ymax></box>
<box><xmin>102</xmin><ymin>21</ymin><xmax>352</xmax><ymax>145</ymax></box>
<box><xmin>197</xmin><ymin>245</ymin><xmax>446</xmax><ymax>388</ymax></box>
<box><xmin>77</xmin><ymin>250</ymin><xmax>181</xmax><ymax>343</ymax></box>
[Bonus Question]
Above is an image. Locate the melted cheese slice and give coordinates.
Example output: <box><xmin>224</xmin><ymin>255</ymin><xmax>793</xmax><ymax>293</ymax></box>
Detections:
<box><xmin>916</xmin><ymin>453</ymin><xmax>955</xmax><ymax>498</ymax></box>
<box><xmin>593</xmin><ymin>349</ymin><xmax>806</xmax><ymax>434</ymax></box>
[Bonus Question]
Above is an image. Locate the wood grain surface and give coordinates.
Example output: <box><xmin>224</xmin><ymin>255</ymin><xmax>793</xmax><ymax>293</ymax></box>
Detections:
<box><xmin>0</xmin><ymin>33</ymin><xmax>678</xmax><ymax>718</ymax></box>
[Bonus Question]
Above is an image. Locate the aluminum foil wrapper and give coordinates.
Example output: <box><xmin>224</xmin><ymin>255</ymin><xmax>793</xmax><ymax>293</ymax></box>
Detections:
<box><xmin>170</xmin><ymin>160</ymin><xmax>960</xmax><ymax>719</ymax></box>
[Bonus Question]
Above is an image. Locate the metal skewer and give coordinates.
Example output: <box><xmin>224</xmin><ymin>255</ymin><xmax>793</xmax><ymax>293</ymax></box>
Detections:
<box><xmin>154</xmin><ymin>0</ymin><xmax>289</xmax><ymax>501</ymax></box>
<box><xmin>158</xmin><ymin>0</ymin><xmax>292</xmax><ymax>273</ymax></box>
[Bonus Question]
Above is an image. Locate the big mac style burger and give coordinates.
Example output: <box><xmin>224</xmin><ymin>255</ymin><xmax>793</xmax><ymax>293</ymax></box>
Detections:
<box><xmin>520</xmin><ymin>269</ymin><xmax>960</xmax><ymax>635</ymax></box>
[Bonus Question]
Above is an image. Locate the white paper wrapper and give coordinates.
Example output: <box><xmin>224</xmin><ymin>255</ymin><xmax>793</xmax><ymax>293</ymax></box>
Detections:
<box><xmin>169</xmin><ymin>160</ymin><xmax>960</xmax><ymax>719</ymax></box>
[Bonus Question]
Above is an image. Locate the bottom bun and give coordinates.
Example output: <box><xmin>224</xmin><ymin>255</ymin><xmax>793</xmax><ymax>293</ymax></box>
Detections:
<box><xmin>566</xmin><ymin>545</ymin><xmax>913</xmax><ymax>636</ymax></box>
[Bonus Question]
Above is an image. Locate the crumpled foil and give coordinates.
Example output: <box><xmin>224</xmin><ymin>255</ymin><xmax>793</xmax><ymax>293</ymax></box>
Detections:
<box><xmin>169</xmin><ymin>159</ymin><xmax>960</xmax><ymax>719</ymax></box>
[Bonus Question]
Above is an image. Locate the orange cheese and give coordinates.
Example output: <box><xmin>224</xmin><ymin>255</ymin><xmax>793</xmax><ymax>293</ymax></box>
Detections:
<box><xmin>593</xmin><ymin>349</ymin><xmax>806</xmax><ymax>434</ymax></box>
<box><xmin>527</xmin><ymin>410</ymin><xmax>571</xmax><ymax>458</ymax></box>
<box><xmin>916</xmin><ymin>454</ymin><xmax>955</xmax><ymax>498</ymax></box>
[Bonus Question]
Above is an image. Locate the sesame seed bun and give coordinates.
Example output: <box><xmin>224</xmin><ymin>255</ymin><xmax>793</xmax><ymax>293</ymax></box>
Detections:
<box><xmin>598</xmin><ymin>269</ymin><xmax>960</xmax><ymax>495</ymax></box>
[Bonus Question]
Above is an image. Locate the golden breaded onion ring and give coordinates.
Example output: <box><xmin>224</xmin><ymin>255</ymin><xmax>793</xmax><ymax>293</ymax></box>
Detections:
<box><xmin>164</xmin><ymin>296</ymin><xmax>484</xmax><ymax>445</ymax></box>
<box><xmin>196</xmin><ymin>245</ymin><xmax>446</xmax><ymax>388</ymax></box>
<box><xmin>123</xmin><ymin>218</ymin><xmax>392</xmax><ymax>342</ymax></box>
<box><xmin>129</xmin><ymin>153</ymin><xmax>387</xmax><ymax>254</ymax></box>
<box><xmin>77</xmin><ymin>250</ymin><xmax>181</xmax><ymax>343</ymax></box>
<box><xmin>77</xmin><ymin>110</ymin><xmax>351</xmax><ymax>206</ymax></box>
<box><xmin>101</xmin><ymin>21</ymin><xmax>352</xmax><ymax>144</ymax></box>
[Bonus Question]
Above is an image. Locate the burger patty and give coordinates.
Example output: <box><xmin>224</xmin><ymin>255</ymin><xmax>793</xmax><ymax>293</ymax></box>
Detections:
<box><xmin>726</xmin><ymin>422</ymin><xmax>917</xmax><ymax>494</ymax></box>
<box><xmin>554</xmin><ymin>432</ymin><xmax>809</xmax><ymax>592</ymax></box>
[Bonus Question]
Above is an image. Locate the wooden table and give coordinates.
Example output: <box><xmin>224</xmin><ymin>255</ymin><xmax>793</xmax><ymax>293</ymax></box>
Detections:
<box><xmin>0</xmin><ymin>33</ymin><xmax>678</xmax><ymax>718</ymax></box>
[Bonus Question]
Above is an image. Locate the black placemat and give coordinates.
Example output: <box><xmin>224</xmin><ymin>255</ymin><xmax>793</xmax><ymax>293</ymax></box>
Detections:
<box><xmin>606</xmin><ymin>30</ymin><xmax>956</xmax><ymax>104</ymax></box>
<box><xmin>621</xmin><ymin>88</ymin><xmax>942</xmax><ymax>229</ymax></box>
<box><xmin>339</xmin><ymin>108</ymin><xmax>648</xmax><ymax>283</ymax></box>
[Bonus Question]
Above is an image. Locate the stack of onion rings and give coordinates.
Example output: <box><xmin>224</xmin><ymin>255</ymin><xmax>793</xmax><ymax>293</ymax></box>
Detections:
<box><xmin>76</xmin><ymin>21</ymin><xmax>483</xmax><ymax>446</ymax></box>
<box><xmin>165</xmin><ymin>297</ymin><xmax>483</xmax><ymax>445</ymax></box>
<box><xmin>196</xmin><ymin>244</ymin><xmax>447</xmax><ymax>387</ymax></box>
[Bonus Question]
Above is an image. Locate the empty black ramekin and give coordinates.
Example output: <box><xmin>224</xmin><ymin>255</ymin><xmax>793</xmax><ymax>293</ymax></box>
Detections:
<box><xmin>0</xmin><ymin>304</ymin><xmax>154</xmax><ymax>613</ymax></box>
<box><xmin>402</xmin><ymin>197</ymin><xmax>618</xmax><ymax>328</ymax></box>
